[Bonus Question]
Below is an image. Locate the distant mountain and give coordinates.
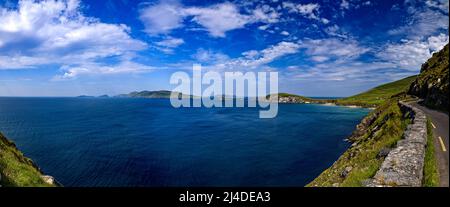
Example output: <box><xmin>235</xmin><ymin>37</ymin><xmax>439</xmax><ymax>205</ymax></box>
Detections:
<box><xmin>77</xmin><ymin>95</ymin><xmax>95</xmax><ymax>98</ymax></box>
<box><xmin>98</xmin><ymin>95</ymin><xmax>109</xmax><ymax>98</ymax></box>
<box><xmin>116</xmin><ymin>90</ymin><xmax>191</xmax><ymax>99</ymax></box>
<box><xmin>408</xmin><ymin>44</ymin><xmax>449</xmax><ymax>112</ymax></box>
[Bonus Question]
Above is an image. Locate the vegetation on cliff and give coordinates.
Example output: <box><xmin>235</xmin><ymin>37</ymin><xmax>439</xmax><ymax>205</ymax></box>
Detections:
<box><xmin>307</xmin><ymin>97</ymin><xmax>410</xmax><ymax>186</ymax></box>
<box><xmin>0</xmin><ymin>132</ymin><xmax>55</xmax><ymax>187</ymax></box>
<box><xmin>408</xmin><ymin>44</ymin><xmax>449</xmax><ymax>113</ymax></box>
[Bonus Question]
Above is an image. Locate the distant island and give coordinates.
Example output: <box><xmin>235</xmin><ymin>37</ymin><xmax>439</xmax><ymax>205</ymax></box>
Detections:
<box><xmin>116</xmin><ymin>90</ymin><xmax>174</xmax><ymax>98</ymax></box>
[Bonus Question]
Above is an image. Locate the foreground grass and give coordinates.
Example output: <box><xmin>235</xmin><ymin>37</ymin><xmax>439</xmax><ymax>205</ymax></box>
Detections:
<box><xmin>423</xmin><ymin>119</ymin><xmax>440</xmax><ymax>187</ymax></box>
<box><xmin>336</xmin><ymin>76</ymin><xmax>417</xmax><ymax>107</ymax></box>
<box><xmin>0</xmin><ymin>132</ymin><xmax>54</xmax><ymax>187</ymax></box>
<box><xmin>307</xmin><ymin>98</ymin><xmax>409</xmax><ymax>186</ymax></box>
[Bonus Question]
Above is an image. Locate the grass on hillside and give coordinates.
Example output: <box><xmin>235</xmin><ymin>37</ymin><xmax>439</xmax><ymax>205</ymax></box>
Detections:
<box><xmin>336</xmin><ymin>76</ymin><xmax>418</xmax><ymax>107</ymax></box>
<box><xmin>423</xmin><ymin>119</ymin><xmax>440</xmax><ymax>187</ymax></box>
<box><xmin>0</xmin><ymin>133</ymin><xmax>54</xmax><ymax>187</ymax></box>
<box><xmin>307</xmin><ymin>98</ymin><xmax>409</xmax><ymax>186</ymax></box>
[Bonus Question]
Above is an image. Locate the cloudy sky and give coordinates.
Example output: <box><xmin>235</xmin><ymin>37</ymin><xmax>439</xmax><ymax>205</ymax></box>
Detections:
<box><xmin>0</xmin><ymin>0</ymin><xmax>448</xmax><ymax>97</ymax></box>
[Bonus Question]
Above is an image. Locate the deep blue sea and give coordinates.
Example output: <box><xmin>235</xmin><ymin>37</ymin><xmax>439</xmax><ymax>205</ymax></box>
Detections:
<box><xmin>0</xmin><ymin>97</ymin><xmax>369</xmax><ymax>187</ymax></box>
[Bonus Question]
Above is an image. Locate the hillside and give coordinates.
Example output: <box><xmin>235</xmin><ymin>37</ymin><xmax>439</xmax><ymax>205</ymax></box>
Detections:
<box><xmin>0</xmin><ymin>132</ymin><xmax>57</xmax><ymax>187</ymax></box>
<box><xmin>271</xmin><ymin>75</ymin><xmax>417</xmax><ymax>107</ymax></box>
<box><xmin>336</xmin><ymin>76</ymin><xmax>418</xmax><ymax>107</ymax></box>
<box><xmin>408</xmin><ymin>44</ymin><xmax>449</xmax><ymax>112</ymax></box>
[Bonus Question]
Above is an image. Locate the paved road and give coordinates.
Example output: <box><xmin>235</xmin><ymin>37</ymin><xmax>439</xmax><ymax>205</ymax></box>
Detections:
<box><xmin>411</xmin><ymin>103</ymin><xmax>449</xmax><ymax>187</ymax></box>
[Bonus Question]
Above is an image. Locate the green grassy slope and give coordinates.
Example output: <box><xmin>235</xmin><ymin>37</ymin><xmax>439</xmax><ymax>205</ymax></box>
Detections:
<box><xmin>336</xmin><ymin>75</ymin><xmax>417</xmax><ymax>107</ymax></box>
<box><xmin>0</xmin><ymin>132</ymin><xmax>55</xmax><ymax>187</ymax></box>
<box><xmin>271</xmin><ymin>76</ymin><xmax>416</xmax><ymax>107</ymax></box>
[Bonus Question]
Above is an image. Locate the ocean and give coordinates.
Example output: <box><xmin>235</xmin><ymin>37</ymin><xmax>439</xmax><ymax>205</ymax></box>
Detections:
<box><xmin>0</xmin><ymin>97</ymin><xmax>369</xmax><ymax>186</ymax></box>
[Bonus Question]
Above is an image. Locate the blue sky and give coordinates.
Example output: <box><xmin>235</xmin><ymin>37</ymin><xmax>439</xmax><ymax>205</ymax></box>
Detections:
<box><xmin>0</xmin><ymin>0</ymin><xmax>448</xmax><ymax>97</ymax></box>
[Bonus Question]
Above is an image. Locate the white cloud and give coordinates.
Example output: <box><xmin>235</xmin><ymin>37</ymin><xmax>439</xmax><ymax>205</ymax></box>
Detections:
<box><xmin>281</xmin><ymin>38</ymin><xmax>377</xmax><ymax>81</ymax></box>
<box><xmin>251</xmin><ymin>4</ymin><xmax>281</xmax><ymax>24</ymax></box>
<box><xmin>0</xmin><ymin>0</ymin><xmax>147</xmax><ymax>74</ymax></box>
<box><xmin>427</xmin><ymin>33</ymin><xmax>449</xmax><ymax>50</ymax></box>
<box><xmin>325</xmin><ymin>24</ymin><xmax>349</xmax><ymax>38</ymax></box>
<box><xmin>192</xmin><ymin>48</ymin><xmax>229</xmax><ymax>63</ymax></box>
<box><xmin>340</xmin><ymin>0</ymin><xmax>350</xmax><ymax>10</ymax></box>
<box><xmin>377</xmin><ymin>33</ymin><xmax>449</xmax><ymax>70</ymax></box>
<box><xmin>425</xmin><ymin>0</ymin><xmax>449</xmax><ymax>12</ymax></box>
<box><xmin>284</xmin><ymin>33</ymin><xmax>448</xmax><ymax>83</ymax></box>
<box><xmin>155</xmin><ymin>37</ymin><xmax>184</xmax><ymax>48</ymax></box>
<box><xmin>388</xmin><ymin>1</ymin><xmax>448</xmax><ymax>39</ymax></box>
<box><xmin>183</xmin><ymin>3</ymin><xmax>252</xmax><ymax>37</ymax></box>
<box><xmin>198</xmin><ymin>41</ymin><xmax>301</xmax><ymax>71</ymax></box>
<box><xmin>258</xmin><ymin>24</ymin><xmax>270</xmax><ymax>30</ymax></box>
<box><xmin>229</xmin><ymin>41</ymin><xmax>301</xmax><ymax>68</ymax></box>
<box><xmin>301</xmin><ymin>38</ymin><xmax>369</xmax><ymax>60</ymax></box>
<box><xmin>53</xmin><ymin>61</ymin><xmax>155</xmax><ymax>80</ymax></box>
<box><xmin>139</xmin><ymin>1</ymin><xmax>330</xmax><ymax>37</ymax></box>
<box><xmin>138</xmin><ymin>1</ymin><xmax>184</xmax><ymax>35</ymax></box>
<box><xmin>282</xmin><ymin>2</ymin><xmax>329</xmax><ymax>24</ymax></box>
<box><xmin>154</xmin><ymin>36</ymin><xmax>184</xmax><ymax>54</ymax></box>
<box><xmin>310</xmin><ymin>56</ymin><xmax>329</xmax><ymax>62</ymax></box>
<box><xmin>140</xmin><ymin>2</ymin><xmax>282</xmax><ymax>38</ymax></box>
<box><xmin>280</xmin><ymin>31</ymin><xmax>289</xmax><ymax>36</ymax></box>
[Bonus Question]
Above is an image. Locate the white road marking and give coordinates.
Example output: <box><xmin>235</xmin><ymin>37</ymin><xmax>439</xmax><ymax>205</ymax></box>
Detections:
<box><xmin>431</xmin><ymin>122</ymin><xmax>436</xmax><ymax>129</ymax></box>
<box><xmin>438</xmin><ymin>136</ymin><xmax>447</xmax><ymax>152</ymax></box>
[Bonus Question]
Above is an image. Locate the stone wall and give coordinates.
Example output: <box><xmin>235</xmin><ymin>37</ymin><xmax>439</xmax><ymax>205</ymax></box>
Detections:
<box><xmin>364</xmin><ymin>101</ymin><xmax>427</xmax><ymax>187</ymax></box>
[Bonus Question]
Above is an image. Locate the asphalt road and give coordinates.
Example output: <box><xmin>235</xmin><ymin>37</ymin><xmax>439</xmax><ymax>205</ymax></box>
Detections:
<box><xmin>412</xmin><ymin>103</ymin><xmax>449</xmax><ymax>187</ymax></box>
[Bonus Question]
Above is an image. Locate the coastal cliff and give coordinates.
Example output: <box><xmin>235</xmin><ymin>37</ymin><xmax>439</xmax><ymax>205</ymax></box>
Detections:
<box><xmin>408</xmin><ymin>44</ymin><xmax>449</xmax><ymax>113</ymax></box>
<box><xmin>0</xmin><ymin>132</ymin><xmax>58</xmax><ymax>187</ymax></box>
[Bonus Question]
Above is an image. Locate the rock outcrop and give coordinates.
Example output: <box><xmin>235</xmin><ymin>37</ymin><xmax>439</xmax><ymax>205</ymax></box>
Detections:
<box><xmin>408</xmin><ymin>44</ymin><xmax>449</xmax><ymax>112</ymax></box>
<box><xmin>364</xmin><ymin>102</ymin><xmax>427</xmax><ymax>187</ymax></box>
